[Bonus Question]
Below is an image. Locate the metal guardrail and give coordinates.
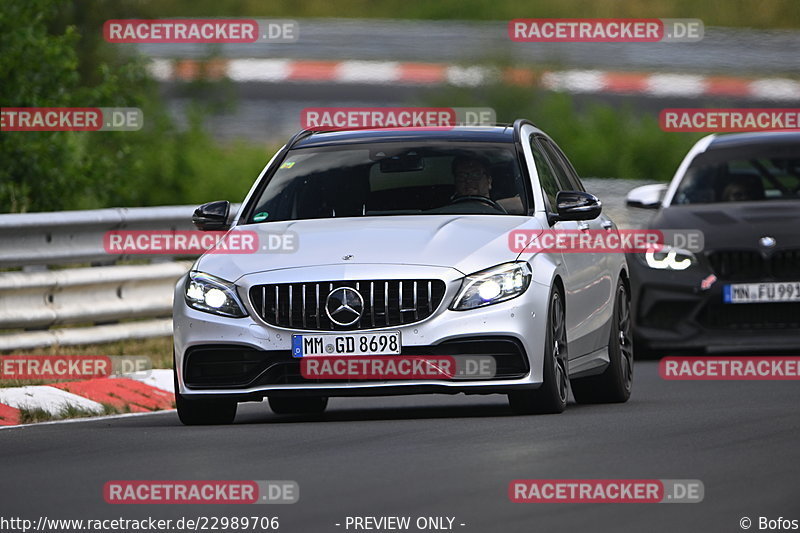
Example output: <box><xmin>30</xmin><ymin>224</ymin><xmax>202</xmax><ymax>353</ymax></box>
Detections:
<box><xmin>0</xmin><ymin>205</ymin><xmax>197</xmax><ymax>268</ymax></box>
<box><xmin>0</xmin><ymin>205</ymin><xmax>236</xmax><ymax>350</ymax></box>
<box><xmin>0</xmin><ymin>262</ymin><xmax>192</xmax><ymax>330</ymax></box>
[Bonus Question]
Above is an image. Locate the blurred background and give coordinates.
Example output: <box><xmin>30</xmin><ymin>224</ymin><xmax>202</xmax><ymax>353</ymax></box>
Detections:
<box><xmin>2</xmin><ymin>0</ymin><xmax>799</xmax><ymax>213</ymax></box>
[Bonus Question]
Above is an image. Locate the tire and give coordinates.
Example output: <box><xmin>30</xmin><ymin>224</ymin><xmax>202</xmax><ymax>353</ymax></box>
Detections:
<box><xmin>571</xmin><ymin>278</ymin><xmax>634</xmax><ymax>404</ymax></box>
<box><xmin>508</xmin><ymin>288</ymin><xmax>568</xmax><ymax>415</ymax></box>
<box><xmin>173</xmin><ymin>366</ymin><xmax>237</xmax><ymax>425</ymax></box>
<box><xmin>269</xmin><ymin>396</ymin><xmax>328</xmax><ymax>415</ymax></box>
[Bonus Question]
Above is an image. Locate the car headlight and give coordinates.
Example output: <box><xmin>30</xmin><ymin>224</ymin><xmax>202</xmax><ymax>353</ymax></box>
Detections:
<box><xmin>639</xmin><ymin>246</ymin><xmax>696</xmax><ymax>271</ymax></box>
<box><xmin>185</xmin><ymin>272</ymin><xmax>247</xmax><ymax>318</ymax></box>
<box><xmin>451</xmin><ymin>262</ymin><xmax>532</xmax><ymax>311</ymax></box>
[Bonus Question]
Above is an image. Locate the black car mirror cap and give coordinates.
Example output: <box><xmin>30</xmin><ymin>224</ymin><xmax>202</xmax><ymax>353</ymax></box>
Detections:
<box><xmin>551</xmin><ymin>190</ymin><xmax>603</xmax><ymax>222</ymax></box>
<box><xmin>192</xmin><ymin>200</ymin><xmax>231</xmax><ymax>231</ymax></box>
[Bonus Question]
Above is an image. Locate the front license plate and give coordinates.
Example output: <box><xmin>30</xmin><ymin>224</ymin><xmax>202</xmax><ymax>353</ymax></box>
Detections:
<box><xmin>723</xmin><ymin>282</ymin><xmax>800</xmax><ymax>304</ymax></box>
<box><xmin>292</xmin><ymin>332</ymin><xmax>401</xmax><ymax>357</ymax></box>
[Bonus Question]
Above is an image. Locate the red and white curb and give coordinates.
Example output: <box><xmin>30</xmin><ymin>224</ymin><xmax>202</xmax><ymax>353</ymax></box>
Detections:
<box><xmin>0</xmin><ymin>369</ymin><xmax>174</xmax><ymax>427</ymax></box>
<box><xmin>148</xmin><ymin>58</ymin><xmax>800</xmax><ymax>101</ymax></box>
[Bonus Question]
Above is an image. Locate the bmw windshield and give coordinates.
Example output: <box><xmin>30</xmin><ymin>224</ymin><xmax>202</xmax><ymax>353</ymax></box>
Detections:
<box><xmin>673</xmin><ymin>142</ymin><xmax>800</xmax><ymax>204</ymax></box>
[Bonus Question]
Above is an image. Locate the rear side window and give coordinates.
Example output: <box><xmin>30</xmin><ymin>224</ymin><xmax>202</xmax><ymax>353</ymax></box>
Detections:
<box><xmin>530</xmin><ymin>136</ymin><xmax>561</xmax><ymax>211</ymax></box>
<box><xmin>541</xmin><ymin>138</ymin><xmax>585</xmax><ymax>192</ymax></box>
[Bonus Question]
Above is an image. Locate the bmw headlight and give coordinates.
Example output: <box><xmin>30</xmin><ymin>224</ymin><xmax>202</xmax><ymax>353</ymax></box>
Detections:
<box><xmin>639</xmin><ymin>246</ymin><xmax>696</xmax><ymax>271</ymax></box>
<box><xmin>185</xmin><ymin>272</ymin><xmax>247</xmax><ymax>318</ymax></box>
<box><xmin>451</xmin><ymin>262</ymin><xmax>532</xmax><ymax>311</ymax></box>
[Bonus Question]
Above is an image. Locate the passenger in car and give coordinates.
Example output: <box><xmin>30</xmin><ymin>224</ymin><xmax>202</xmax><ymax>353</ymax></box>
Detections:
<box><xmin>721</xmin><ymin>175</ymin><xmax>765</xmax><ymax>202</ymax></box>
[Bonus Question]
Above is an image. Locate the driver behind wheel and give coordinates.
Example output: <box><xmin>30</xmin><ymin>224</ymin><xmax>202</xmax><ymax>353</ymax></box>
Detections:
<box><xmin>452</xmin><ymin>156</ymin><xmax>493</xmax><ymax>199</ymax></box>
<box><xmin>451</xmin><ymin>156</ymin><xmax>523</xmax><ymax>213</ymax></box>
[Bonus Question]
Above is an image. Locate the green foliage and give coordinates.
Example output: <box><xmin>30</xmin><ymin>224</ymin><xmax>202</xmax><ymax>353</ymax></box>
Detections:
<box><xmin>113</xmin><ymin>109</ymin><xmax>270</xmax><ymax>206</ymax></box>
<box><xmin>1</xmin><ymin>0</ymin><xmax>269</xmax><ymax>213</ymax></box>
<box><xmin>1</xmin><ymin>0</ymin><xmax>149</xmax><ymax>211</ymax></box>
<box><xmin>1</xmin><ymin>0</ymin><xmax>84</xmax><ymax>211</ymax></box>
<box><xmin>429</xmin><ymin>85</ymin><xmax>704</xmax><ymax>181</ymax></box>
<box><xmin>527</xmin><ymin>93</ymin><xmax>704</xmax><ymax>181</ymax></box>
<box><xmin>0</xmin><ymin>0</ymin><xmax>758</xmax><ymax>213</ymax></box>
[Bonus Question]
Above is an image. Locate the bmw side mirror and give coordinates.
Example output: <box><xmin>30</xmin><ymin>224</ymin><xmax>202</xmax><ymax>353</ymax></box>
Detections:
<box><xmin>626</xmin><ymin>184</ymin><xmax>667</xmax><ymax>209</ymax></box>
<box><xmin>553</xmin><ymin>191</ymin><xmax>602</xmax><ymax>222</ymax></box>
<box><xmin>192</xmin><ymin>200</ymin><xmax>231</xmax><ymax>231</ymax></box>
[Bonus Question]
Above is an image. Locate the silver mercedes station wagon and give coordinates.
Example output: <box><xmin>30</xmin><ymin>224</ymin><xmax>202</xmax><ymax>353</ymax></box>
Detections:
<box><xmin>173</xmin><ymin>120</ymin><xmax>633</xmax><ymax>424</ymax></box>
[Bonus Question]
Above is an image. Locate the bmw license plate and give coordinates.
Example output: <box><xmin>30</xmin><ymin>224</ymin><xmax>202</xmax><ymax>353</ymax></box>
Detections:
<box><xmin>723</xmin><ymin>282</ymin><xmax>800</xmax><ymax>303</ymax></box>
<box><xmin>292</xmin><ymin>332</ymin><xmax>401</xmax><ymax>357</ymax></box>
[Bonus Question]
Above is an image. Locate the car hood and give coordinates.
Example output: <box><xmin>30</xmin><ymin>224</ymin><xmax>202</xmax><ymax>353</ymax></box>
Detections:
<box><xmin>651</xmin><ymin>201</ymin><xmax>800</xmax><ymax>251</ymax></box>
<box><xmin>195</xmin><ymin>215</ymin><xmax>544</xmax><ymax>282</ymax></box>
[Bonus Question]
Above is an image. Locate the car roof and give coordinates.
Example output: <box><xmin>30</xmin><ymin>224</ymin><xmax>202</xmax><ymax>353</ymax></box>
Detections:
<box><xmin>292</xmin><ymin>126</ymin><xmax>515</xmax><ymax>148</ymax></box>
<box><xmin>707</xmin><ymin>131</ymin><xmax>800</xmax><ymax>150</ymax></box>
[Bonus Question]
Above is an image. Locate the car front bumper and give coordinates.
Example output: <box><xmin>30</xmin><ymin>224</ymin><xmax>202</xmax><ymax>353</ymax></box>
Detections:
<box><xmin>629</xmin><ymin>255</ymin><xmax>800</xmax><ymax>355</ymax></box>
<box><xmin>173</xmin><ymin>264</ymin><xmax>551</xmax><ymax>400</ymax></box>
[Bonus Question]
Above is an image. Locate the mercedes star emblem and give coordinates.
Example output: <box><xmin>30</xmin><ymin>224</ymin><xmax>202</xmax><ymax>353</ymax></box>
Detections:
<box><xmin>325</xmin><ymin>287</ymin><xmax>364</xmax><ymax>326</ymax></box>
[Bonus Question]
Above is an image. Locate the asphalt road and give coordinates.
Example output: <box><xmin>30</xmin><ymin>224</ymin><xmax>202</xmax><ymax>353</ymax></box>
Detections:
<box><xmin>1</xmin><ymin>361</ymin><xmax>798</xmax><ymax>533</ymax></box>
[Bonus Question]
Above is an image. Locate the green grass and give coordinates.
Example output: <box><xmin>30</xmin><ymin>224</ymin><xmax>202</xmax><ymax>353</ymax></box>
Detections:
<box><xmin>1</xmin><ymin>337</ymin><xmax>174</xmax><ymax>388</ymax></box>
<box><xmin>18</xmin><ymin>402</ymin><xmax>123</xmax><ymax>424</ymax></box>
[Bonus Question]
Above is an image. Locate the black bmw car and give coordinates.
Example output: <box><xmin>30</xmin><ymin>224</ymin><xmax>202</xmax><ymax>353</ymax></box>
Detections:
<box><xmin>626</xmin><ymin>131</ymin><xmax>800</xmax><ymax>356</ymax></box>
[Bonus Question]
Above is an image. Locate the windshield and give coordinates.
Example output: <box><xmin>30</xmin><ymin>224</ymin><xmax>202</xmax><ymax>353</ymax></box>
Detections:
<box><xmin>244</xmin><ymin>142</ymin><xmax>528</xmax><ymax>223</ymax></box>
<box><xmin>673</xmin><ymin>143</ymin><xmax>800</xmax><ymax>204</ymax></box>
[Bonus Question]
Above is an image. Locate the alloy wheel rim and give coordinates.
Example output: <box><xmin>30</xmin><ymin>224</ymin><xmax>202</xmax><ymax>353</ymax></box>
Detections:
<box><xmin>617</xmin><ymin>286</ymin><xmax>633</xmax><ymax>391</ymax></box>
<box><xmin>552</xmin><ymin>293</ymin><xmax>568</xmax><ymax>403</ymax></box>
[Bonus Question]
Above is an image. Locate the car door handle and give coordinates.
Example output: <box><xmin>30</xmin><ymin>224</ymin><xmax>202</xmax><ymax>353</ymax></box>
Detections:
<box><xmin>601</xmin><ymin>220</ymin><xmax>613</xmax><ymax>230</ymax></box>
<box><xmin>578</xmin><ymin>222</ymin><xmax>590</xmax><ymax>231</ymax></box>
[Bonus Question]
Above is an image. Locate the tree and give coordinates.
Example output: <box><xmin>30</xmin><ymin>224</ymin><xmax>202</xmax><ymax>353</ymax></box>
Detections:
<box><xmin>0</xmin><ymin>0</ymin><xmax>161</xmax><ymax>212</ymax></box>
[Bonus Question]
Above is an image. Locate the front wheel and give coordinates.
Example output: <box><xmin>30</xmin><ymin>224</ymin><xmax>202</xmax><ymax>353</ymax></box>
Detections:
<box><xmin>571</xmin><ymin>278</ymin><xmax>634</xmax><ymax>404</ymax></box>
<box><xmin>174</xmin><ymin>367</ymin><xmax>237</xmax><ymax>425</ymax></box>
<box><xmin>508</xmin><ymin>288</ymin><xmax>568</xmax><ymax>415</ymax></box>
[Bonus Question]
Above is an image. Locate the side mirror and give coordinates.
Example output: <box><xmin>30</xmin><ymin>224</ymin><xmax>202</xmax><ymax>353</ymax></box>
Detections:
<box><xmin>626</xmin><ymin>184</ymin><xmax>667</xmax><ymax>209</ymax></box>
<box><xmin>192</xmin><ymin>201</ymin><xmax>231</xmax><ymax>231</ymax></box>
<box><xmin>552</xmin><ymin>190</ymin><xmax>602</xmax><ymax>222</ymax></box>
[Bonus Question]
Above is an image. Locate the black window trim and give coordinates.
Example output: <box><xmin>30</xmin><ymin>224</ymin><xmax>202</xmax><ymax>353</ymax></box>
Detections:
<box><xmin>529</xmin><ymin>134</ymin><xmax>563</xmax><ymax>215</ymax></box>
<box><xmin>540</xmin><ymin>137</ymin><xmax>586</xmax><ymax>193</ymax></box>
